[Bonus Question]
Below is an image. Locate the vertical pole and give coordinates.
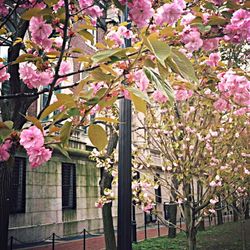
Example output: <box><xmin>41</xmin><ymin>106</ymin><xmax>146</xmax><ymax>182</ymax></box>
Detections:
<box><xmin>157</xmin><ymin>220</ymin><xmax>160</xmax><ymax>237</ymax></box>
<box><xmin>132</xmin><ymin>204</ymin><xmax>137</xmax><ymax>243</ymax></box>
<box><xmin>10</xmin><ymin>236</ymin><xmax>13</xmax><ymax>250</ymax></box>
<box><xmin>144</xmin><ymin>212</ymin><xmax>147</xmax><ymax>240</ymax></box>
<box><xmin>179</xmin><ymin>217</ymin><xmax>181</xmax><ymax>229</ymax></box>
<box><xmin>83</xmin><ymin>229</ymin><xmax>86</xmax><ymax>250</ymax></box>
<box><xmin>209</xmin><ymin>216</ymin><xmax>211</xmax><ymax>226</ymax></box>
<box><xmin>117</xmin><ymin>2</ymin><xmax>132</xmax><ymax>250</ymax></box>
<box><xmin>52</xmin><ymin>233</ymin><xmax>55</xmax><ymax>250</ymax></box>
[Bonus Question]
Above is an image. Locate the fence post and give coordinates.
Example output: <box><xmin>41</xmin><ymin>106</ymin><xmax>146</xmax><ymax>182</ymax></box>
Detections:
<box><xmin>179</xmin><ymin>217</ymin><xmax>181</xmax><ymax>229</ymax></box>
<box><xmin>144</xmin><ymin>212</ymin><xmax>147</xmax><ymax>240</ymax></box>
<box><xmin>209</xmin><ymin>216</ymin><xmax>211</xmax><ymax>226</ymax></box>
<box><xmin>83</xmin><ymin>229</ymin><xmax>86</xmax><ymax>250</ymax></box>
<box><xmin>52</xmin><ymin>233</ymin><xmax>55</xmax><ymax>250</ymax></box>
<box><xmin>10</xmin><ymin>236</ymin><xmax>13</xmax><ymax>250</ymax></box>
<box><xmin>157</xmin><ymin>220</ymin><xmax>160</xmax><ymax>237</ymax></box>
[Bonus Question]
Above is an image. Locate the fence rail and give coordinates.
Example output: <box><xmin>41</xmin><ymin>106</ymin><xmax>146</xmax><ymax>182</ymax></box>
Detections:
<box><xmin>8</xmin><ymin>212</ymin><xmax>238</xmax><ymax>250</ymax></box>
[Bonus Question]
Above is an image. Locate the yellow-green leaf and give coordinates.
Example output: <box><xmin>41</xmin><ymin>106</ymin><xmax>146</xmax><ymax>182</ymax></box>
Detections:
<box><xmin>40</xmin><ymin>100</ymin><xmax>65</xmax><ymax>120</ymax></box>
<box><xmin>144</xmin><ymin>33</ymin><xmax>171</xmax><ymax>67</ymax></box>
<box><xmin>88</xmin><ymin>124</ymin><xmax>108</xmax><ymax>151</ymax></box>
<box><xmin>92</xmin><ymin>48</ymin><xmax>124</xmax><ymax>63</ymax></box>
<box><xmin>130</xmin><ymin>92</ymin><xmax>147</xmax><ymax>114</ymax></box>
<box><xmin>78</xmin><ymin>30</ymin><xmax>94</xmax><ymax>44</ymax></box>
<box><xmin>25</xmin><ymin>116</ymin><xmax>43</xmax><ymax>131</ymax></box>
<box><xmin>95</xmin><ymin>117</ymin><xmax>119</xmax><ymax>124</ymax></box>
<box><xmin>60</xmin><ymin>121</ymin><xmax>72</xmax><ymax>145</ymax></box>
<box><xmin>21</xmin><ymin>8</ymin><xmax>42</xmax><ymax>20</ymax></box>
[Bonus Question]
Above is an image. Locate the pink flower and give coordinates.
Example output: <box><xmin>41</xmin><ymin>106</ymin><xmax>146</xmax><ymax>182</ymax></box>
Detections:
<box><xmin>0</xmin><ymin>0</ymin><xmax>8</xmax><ymax>16</ymax></box>
<box><xmin>234</xmin><ymin>108</ymin><xmax>247</xmax><ymax>116</ymax></box>
<box><xmin>79</xmin><ymin>0</ymin><xmax>93</xmax><ymax>9</ymax></box>
<box><xmin>134</xmin><ymin>70</ymin><xmax>149</xmax><ymax>92</ymax></box>
<box><xmin>20</xmin><ymin>126</ymin><xmax>44</xmax><ymax>150</ymax></box>
<box><xmin>0</xmin><ymin>63</ymin><xmax>10</xmax><ymax>83</ymax></box>
<box><xmin>152</xmin><ymin>90</ymin><xmax>168</xmax><ymax>103</ymax></box>
<box><xmin>155</xmin><ymin>2</ymin><xmax>183</xmax><ymax>26</ymax></box>
<box><xmin>85</xmin><ymin>6</ymin><xmax>103</xmax><ymax>18</ymax></box>
<box><xmin>29</xmin><ymin>17</ymin><xmax>52</xmax><ymax>49</ymax></box>
<box><xmin>206</xmin><ymin>52</ymin><xmax>221</xmax><ymax>67</ymax></box>
<box><xmin>203</xmin><ymin>38</ymin><xmax>220</xmax><ymax>51</ymax></box>
<box><xmin>0</xmin><ymin>140</ymin><xmax>12</xmax><ymax>162</ymax></box>
<box><xmin>28</xmin><ymin>146</ymin><xmax>52</xmax><ymax>168</ymax></box>
<box><xmin>129</xmin><ymin>0</ymin><xmax>154</xmax><ymax>28</ymax></box>
<box><xmin>175</xmin><ymin>88</ymin><xmax>193</xmax><ymax>101</ymax></box>
<box><xmin>213</xmin><ymin>98</ymin><xmax>231</xmax><ymax>112</ymax></box>
<box><xmin>224</xmin><ymin>9</ymin><xmax>250</xmax><ymax>43</ymax></box>
<box><xmin>181</xmin><ymin>28</ymin><xmax>203</xmax><ymax>52</ymax></box>
<box><xmin>19</xmin><ymin>63</ymin><xmax>53</xmax><ymax>89</ymax></box>
<box><xmin>181</xmin><ymin>13</ymin><xmax>196</xmax><ymax>26</ymax></box>
<box><xmin>59</xmin><ymin>61</ymin><xmax>71</xmax><ymax>75</ymax></box>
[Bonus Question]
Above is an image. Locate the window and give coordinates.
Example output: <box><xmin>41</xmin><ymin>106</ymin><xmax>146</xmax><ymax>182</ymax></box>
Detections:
<box><xmin>155</xmin><ymin>173</ymin><xmax>162</xmax><ymax>203</ymax></box>
<box><xmin>62</xmin><ymin>163</ymin><xmax>76</xmax><ymax>209</ymax></box>
<box><xmin>10</xmin><ymin>157</ymin><xmax>26</xmax><ymax>214</ymax></box>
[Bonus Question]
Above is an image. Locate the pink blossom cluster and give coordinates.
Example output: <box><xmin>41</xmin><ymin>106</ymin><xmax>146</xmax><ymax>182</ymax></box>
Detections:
<box><xmin>224</xmin><ymin>9</ymin><xmax>250</xmax><ymax>43</ymax></box>
<box><xmin>119</xmin><ymin>0</ymin><xmax>154</xmax><ymax>28</ymax></box>
<box><xmin>181</xmin><ymin>28</ymin><xmax>203</xmax><ymax>52</ymax></box>
<box><xmin>203</xmin><ymin>38</ymin><xmax>220</xmax><ymax>51</ymax></box>
<box><xmin>206</xmin><ymin>52</ymin><xmax>221</xmax><ymax>67</ymax></box>
<box><xmin>20</xmin><ymin>126</ymin><xmax>52</xmax><ymax>168</ymax></box>
<box><xmin>107</xmin><ymin>26</ymin><xmax>133</xmax><ymax>47</ymax></box>
<box><xmin>174</xmin><ymin>87</ymin><xmax>193</xmax><ymax>101</ymax></box>
<box><xmin>78</xmin><ymin>0</ymin><xmax>103</xmax><ymax>19</ymax></box>
<box><xmin>20</xmin><ymin>0</ymin><xmax>46</xmax><ymax>9</ymax></box>
<box><xmin>29</xmin><ymin>17</ymin><xmax>53</xmax><ymax>50</ymax></box>
<box><xmin>133</xmin><ymin>70</ymin><xmax>149</xmax><ymax>92</ymax></box>
<box><xmin>152</xmin><ymin>90</ymin><xmax>168</xmax><ymax>103</ymax></box>
<box><xmin>0</xmin><ymin>63</ymin><xmax>10</xmax><ymax>83</ymax></box>
<box><xmin>155</xmin><ymin>0</ymin><xmax>186</xmax><ymax>26</ymax></box>
<box><xmin>0</xmin><ymin>140</ymin><xmax>12</xmax><ymax>162</ymax></box>
<box><xmin>19</xmin><ymin>63</ymin><xmax>53</xmax><ymax>89</ymax></box>
<box><xmin>214</xmin><ymin>70</ymin><xmax>250</xmax><ymax>112</ymax></box>
<box><xmin>0</xmin><ymin>0</ymin><xmax>8</xmax><ymax>16</ymax></box>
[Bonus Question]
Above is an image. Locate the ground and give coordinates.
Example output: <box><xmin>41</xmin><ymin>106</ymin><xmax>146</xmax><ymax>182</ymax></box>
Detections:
<box><xmin>133</xmin><ymin>220</ymin><xmax>250</xmax><ymax>250</ymax></box>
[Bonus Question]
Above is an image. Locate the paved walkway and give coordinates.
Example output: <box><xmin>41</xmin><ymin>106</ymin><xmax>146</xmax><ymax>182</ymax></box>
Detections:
<box><xmin>15</xmin><ymin>225</ymin><xmax>170</xmax><ymax>250</ymax></box>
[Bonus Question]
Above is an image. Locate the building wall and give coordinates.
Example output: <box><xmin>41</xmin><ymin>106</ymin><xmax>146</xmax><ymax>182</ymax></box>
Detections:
<box><xmin>8</xmin><ymin>147</ymin><xmax>103</xmax><ymax>243</ymax></box>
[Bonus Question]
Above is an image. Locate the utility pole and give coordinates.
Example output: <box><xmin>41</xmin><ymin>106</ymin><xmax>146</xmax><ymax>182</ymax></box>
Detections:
<box><xmin>117</xmin><ymin>1</ymin><xmax>132</xmax><ymax>250</ymax></box>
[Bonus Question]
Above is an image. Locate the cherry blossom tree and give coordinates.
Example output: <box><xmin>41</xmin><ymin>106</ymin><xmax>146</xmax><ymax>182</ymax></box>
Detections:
<box><xmin>0</xmin><ymin>0</ymin><xmax>250</xmax><ymax>249</ymax></box>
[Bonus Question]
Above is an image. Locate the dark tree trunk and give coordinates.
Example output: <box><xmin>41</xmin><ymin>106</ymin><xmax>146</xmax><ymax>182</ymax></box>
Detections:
<box><xmin>244</xmin><ymin>199</ymin><xmax>249</xmax><ymax>220</ymax></box>
<box><xmin>216</xmin><ymin>197</ymin><xmax>223</xmax><ymax>225</ymax></box>
<box><xmin>197</xmin><ymin>219</ymin><xmax>205</xmax><ymax>231</ymax></box>
<box><xmin>0</xmin><ymin>157</ymin><xmax>15</xmax><ymax>250</ymax></box>
<box><xmin>99</xmin><ymin>127</ymin><xmax>118</xmax><ymax>250</ymax></box>
<box><xmin>168</xmin><ymin>177</ymin><xmax>178</xmax><ymax>238</ymax></box>
<box><xmin>232</xmin><ymin>201</ymin><xmax>239</xmax><ymax>222</ymax></box>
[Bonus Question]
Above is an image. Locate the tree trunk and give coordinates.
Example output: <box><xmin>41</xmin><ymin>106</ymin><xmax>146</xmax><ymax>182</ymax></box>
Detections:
<box><xmin>187</xmin><ymin>228</ymin><xmax>197</xmax><ymax>250</ymax></box>
<box><xmin>99</xmin><ymin>127</ymin><xmax>118</xmax><ymax>250</ymax></box>
<box><xmin>244</xmin><ymin>199</ymin><xmax>249</xmax><ymax>220</ymax></box>
<box><xmin>197</xmin><ymin>219</ymin><xmax>205</xmax><ymax>231</ymax></box>
<box><xmin>168</xmin><ymin>177</ymin><xmax>178</xmax><ymax>238</ymax></box>
<box><xmin>0</xmin><ymin>157</ymin><xmax>15</xmax><ymax>250</ymax></box>
<box><xmin>232</xmin><ymin>201</ymin><xmax>239</xmax><ymax>222</ymax></box>
<box><xmin>240</xmin><ymin>216</ymin><xmax>246</xmax><ymax>250</ymax></box>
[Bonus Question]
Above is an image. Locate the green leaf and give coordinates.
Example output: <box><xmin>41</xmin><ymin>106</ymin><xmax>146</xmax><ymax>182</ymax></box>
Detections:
<box><xmin>78</xmin><ymin>30</ymin><xmax>94</xmax><ymax>44</ymax></box>
<box><xmin>207</xmin><ymin>16</ymin><xmax>228</xmax><ymax>26</ymax></box>
<box><xmin>95</xmin><ymin>117</ymin><xmax>119</xmax><ymax>124</ymax></box>
<box><xmin>25</xmin><ymin>116</ymin><xmax>43</xmax><ymax>131</ymax></box>
<box><xmin>40</xmin><ymin>100</ymin><xmax>65</xmax><ymax>120</ymax></box>
<box><xmin>126</xmin><ymin>87</ymin><xmax>150</xmax><ymax>103</ymax></box>
<box><xmin>3</xmin><ymin>121</ymin><xmax>13</xmax><ymax>129</ymax></box>
<box><xmin>167</xmin><ymin>49</ymin><xmax>198</xmax><ymax>84</ymax></box>
<box><xmin>92</xmin><ymin>48</ymin><xmax>124</xmax><ymax>63</ymax></box>
<box><xmin>91</xmin><ymin>68</ymin><xmax>115</xmax><ymax>81</ymax></box>
<box><xmin>144</xmin><ymin>33</ymin><xmax>171</xmax><ymax>67</ymax></box>
<box><xmin>50</xmin><ymin>144</ymin><xmax>71</xmax><ymax>159</ymax></box>
<box><xmin>98</xmin><ymin>96</ymin><xmax>117</xmax><ymax>108</ymax></box>
<box><xmin>130</xmin><ymin>93</ymin><xmax>147</xmax><ymax>114</ymax></box>
<box><xmin>143</xmin><ymin>66</ymin><xmax>174</xmax><ymax>104</ymax></box>
<box><xmin>60</xmin><ymin>121</ymin><xmax>72</xmax><ymax>145</ymax></box>
<box><xmin>88</xmin><ymin>124</ymin><xmax>108</xmax><ymax>151</ymax></box>
<box><xmin>21</xmin><ymin>8</ymin><xmax>42</xmax><ymax>20</ymax></box>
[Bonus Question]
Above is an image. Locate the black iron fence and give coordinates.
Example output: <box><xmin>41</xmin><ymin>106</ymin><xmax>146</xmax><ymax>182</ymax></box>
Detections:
<box><xmin>8</xmin><ymin>210</ymin><xmax>239</xmax><ymax>250</ymax></box>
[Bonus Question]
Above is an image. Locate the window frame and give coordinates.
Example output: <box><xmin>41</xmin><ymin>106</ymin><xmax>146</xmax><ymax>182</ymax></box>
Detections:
<box><xmin>62</xmin><ymin>163</ymin><xmax>76</xmax><ymax>210</ymax></box>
